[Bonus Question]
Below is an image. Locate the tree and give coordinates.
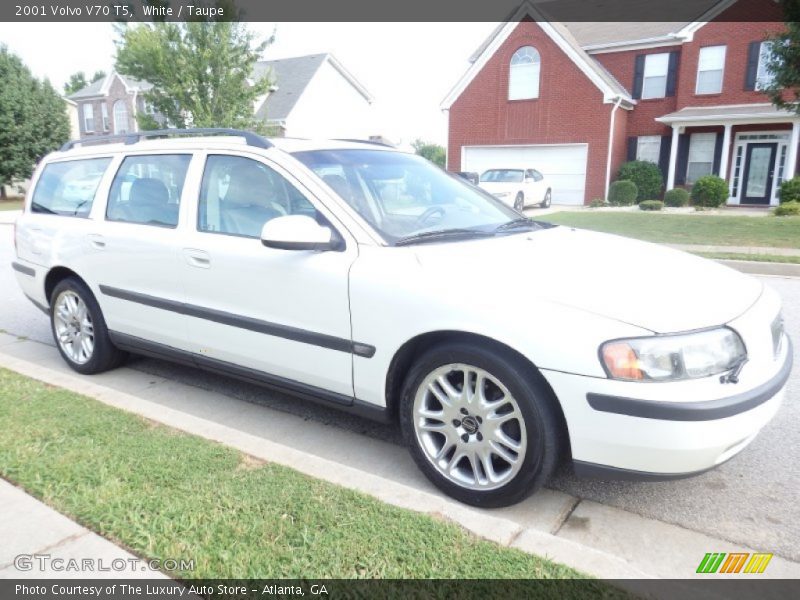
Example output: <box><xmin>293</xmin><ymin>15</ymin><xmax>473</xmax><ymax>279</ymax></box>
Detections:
<box><xmin>411</xmin><ymin>139</ymin><xmax>446</xmax><ymax>168</ymax></box>
<box><xmin>63</xmin><ymin>70</ymin><xmax>106</xmax><ymax>95</ymax></box>
<box><xmin>0</xmin><ymin>47</ymin><xmax>70</xmax><ymax>199</ymax></box>
<box><xmin>114</xmin><ymin>8</ymin><xmax>274</xmax><ymax>132</ymax></box>
<box><xmin>763</xmin><ymin>1</ymin><xmax>800</xmax><ymax>114</ymax></box>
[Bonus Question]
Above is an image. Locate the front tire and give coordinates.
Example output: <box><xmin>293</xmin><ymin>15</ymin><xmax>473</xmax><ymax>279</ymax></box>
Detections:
<box><xmin>540</xmin><ymin>189</ymin><xmax>552</xmax><ymax>208</ymax></box>
<box><xmin>399</xmin><ymin>341</ymin><xmax>564</xmax><ymax>508</ymax></box>
<box><xmin>514</xmin><ymin>192</ymin><xmax>525</xmax><ymax>212</ymax></box>
<box><xmin>50</xmin><ymin>277</ymin><xmax>126</xmax><ymax>374</ymax></box>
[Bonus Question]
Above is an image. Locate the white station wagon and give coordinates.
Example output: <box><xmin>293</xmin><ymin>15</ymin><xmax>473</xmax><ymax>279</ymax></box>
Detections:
<box><xmin>12</xmin><ymin>129</ymin><xmax>792</xmax><ymax>507</ymax></box>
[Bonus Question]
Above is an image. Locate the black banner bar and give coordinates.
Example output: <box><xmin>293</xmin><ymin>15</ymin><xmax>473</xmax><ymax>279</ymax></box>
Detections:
<box><xmin>0</xmin><ymin>0</ymin><xmax>788</xmax><ymax>23</ymax></box>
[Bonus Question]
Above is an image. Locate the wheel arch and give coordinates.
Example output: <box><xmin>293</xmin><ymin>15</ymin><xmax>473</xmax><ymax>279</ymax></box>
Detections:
<box><xmin>44</xmin><ymin>266</ymin><xmax>88</xmax><ymax>305</ymax></box>
<box><xmin>384</xmin><ymin>330</ymin><xmax>571</xmax><ymax>456</ymax></box>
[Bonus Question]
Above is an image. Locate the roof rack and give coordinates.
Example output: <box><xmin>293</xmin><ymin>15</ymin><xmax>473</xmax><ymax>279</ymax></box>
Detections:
<box><xmin>333</xmin><ymin>138</ymin><xmax>394</xmax><ymax>148</ymax></box>
<box><xmin>60</xmin><ymin>128</ymin><xmax>273</xmax><ymax>152</ymax></box>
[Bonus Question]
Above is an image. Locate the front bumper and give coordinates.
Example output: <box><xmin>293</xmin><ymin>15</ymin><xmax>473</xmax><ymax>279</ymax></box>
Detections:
<box><xmin>542</xmin><ymin>335</ymin><xmax>792</xmax><ymax>479</ymax></box>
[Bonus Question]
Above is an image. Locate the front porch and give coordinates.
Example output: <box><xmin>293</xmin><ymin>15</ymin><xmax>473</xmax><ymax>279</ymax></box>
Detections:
<box><xmin>656</xmin><ymin>104</ymin><xmax>800</xmax><ymax>207</ymax></box>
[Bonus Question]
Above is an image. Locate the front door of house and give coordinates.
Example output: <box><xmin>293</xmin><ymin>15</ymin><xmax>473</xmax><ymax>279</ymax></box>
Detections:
<box><xmin>741</xmin><ymin>143</ymin><xmax>777</xmax><ymax>205</ymax></box>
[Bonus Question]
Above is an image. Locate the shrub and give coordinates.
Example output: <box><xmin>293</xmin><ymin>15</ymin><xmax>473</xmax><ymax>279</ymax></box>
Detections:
<box><xmin>778</xmin><ymin>177</ymin><xmax>800</xmax><ymax>204</ymax></box>
<box><xmin>617</xmin><ymin>161</ymin><xmax>663</xmax><ymax>202</ymax></box>
<box><xmin>663</xmin><ymin>188</ymin><xmax>690</xmax><ymax>207</ymax></box>
<box><xmin>588</xmin><ymin>198</ymin><xmax>608</xmax><ymax>208</ymax></box>
<box><xmin>773</xmin><ymin>201</ymin><xmax>800</xmax><ymax>216</ymax></box>
<box><xmin>690</xmin><ymin>175</ymin><xmax>729</xmax><ymax>208</ymax></box>
<box><xmin>608</xmin><ymin>180</ymin><xmax>638</xmax><ymax>206</ymax></box>
<box><xmin>639</xmin><ymin>200</ymin><xmax>664</xmax><ymax>211</ymax></box>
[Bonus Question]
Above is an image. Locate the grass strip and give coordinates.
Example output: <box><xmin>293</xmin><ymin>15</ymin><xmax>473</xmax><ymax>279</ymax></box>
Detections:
<box><xmin>0</xmin><ymin>368</ymin><xmax>618</xmax><ymax>588</ymax></box>
<box><xmin>0</xmin><ymin>198</ymin><xmax>23</xmax><ymax>211</ymax></box>
<box><xmin>690</xmin><ymin>251</ymin><xmax>800</xmax><ymax>264</ymax></box>
<box><xmin>538</xmin><ymin>212</ymin><xmax>800</xmax><ymax>249</ymax></box>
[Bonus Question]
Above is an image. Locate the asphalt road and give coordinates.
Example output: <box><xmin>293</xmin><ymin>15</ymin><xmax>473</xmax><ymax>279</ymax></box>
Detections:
<box><xmin>1</xmin><ymin>224</ymin><xmax>798</xmax><ymax>561</ymax></box>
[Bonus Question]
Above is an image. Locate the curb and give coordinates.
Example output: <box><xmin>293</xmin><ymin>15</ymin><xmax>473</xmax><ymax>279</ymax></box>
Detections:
<box><xmin>0</xmin><ymin>348</ymin><xmax>653</xmax><ymax>582</ymax></box>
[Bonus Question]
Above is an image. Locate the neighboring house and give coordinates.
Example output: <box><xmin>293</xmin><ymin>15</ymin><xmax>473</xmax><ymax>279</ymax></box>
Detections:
<box><xmin>252</xmin><ymin>53</ymin><xmax>376</xmax><ymax>139</ymax></box>
<box><xmin>64</xmin><ymin>98</ymin><xmax>80</xmax><ymax>139</ymax></box>
<box><xmin>68</xmin><ymin>71</ymin><xmax>160</xmax><ymax>138</ymax></box>
<box><xmin>443</xmin><ymin>0</ymin><xmax>793</xmax><ymax>206</ymax></box>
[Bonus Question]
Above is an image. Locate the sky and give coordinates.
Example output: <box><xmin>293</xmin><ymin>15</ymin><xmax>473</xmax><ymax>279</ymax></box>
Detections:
<box><xmin>0</xmin><ymin>22</ymin><xmax>498</xmax><ymax>147</ymax></box>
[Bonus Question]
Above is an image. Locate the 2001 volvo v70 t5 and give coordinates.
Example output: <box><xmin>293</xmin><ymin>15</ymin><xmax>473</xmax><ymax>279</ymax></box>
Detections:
<box><xmin>11</xmin><ymin>129</ymin><xmax>793</xmax><ymax>507</ymax></box>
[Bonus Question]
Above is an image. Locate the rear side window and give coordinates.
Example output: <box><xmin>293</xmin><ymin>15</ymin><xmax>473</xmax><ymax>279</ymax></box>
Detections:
<box><xmin>31</xmin><ymin>158</ymin><xmax>112</xmax><ymax>217</ymax></box>
<box><xmin>106</xmin><ymin>154</ymin><xmax>191</xmax><ymax>228</ymax></box>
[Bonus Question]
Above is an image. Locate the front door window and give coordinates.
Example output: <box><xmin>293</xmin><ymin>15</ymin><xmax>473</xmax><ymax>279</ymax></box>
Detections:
<box><xmin>742</xmin><ymin>143</ymin><xmax>777</xmax><ymax>205</ymax></box>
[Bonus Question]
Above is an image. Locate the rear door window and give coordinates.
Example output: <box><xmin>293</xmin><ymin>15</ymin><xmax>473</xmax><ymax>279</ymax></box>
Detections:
<box><xmin>31</xmin><ymin>158</ymin><xmax>112</xmax><ymax>217</ymax></box>
<box><xmin>106</xmin><ymin>154</ymin><xmax>191</xmax><ymax>228</ymax></box>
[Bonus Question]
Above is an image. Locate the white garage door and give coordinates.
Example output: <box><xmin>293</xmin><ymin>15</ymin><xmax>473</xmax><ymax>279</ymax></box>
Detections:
<box><xmin>462</xmin><ymin>144</ymin><xmax>588</xmax><ymax>205</ymax></box>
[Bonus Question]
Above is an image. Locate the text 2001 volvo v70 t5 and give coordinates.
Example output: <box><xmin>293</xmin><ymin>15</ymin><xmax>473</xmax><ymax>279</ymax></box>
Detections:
<box><xmin>12</xmin><ymin>129</ymin><xmax>792</xmax><ymax>507</ymax></box>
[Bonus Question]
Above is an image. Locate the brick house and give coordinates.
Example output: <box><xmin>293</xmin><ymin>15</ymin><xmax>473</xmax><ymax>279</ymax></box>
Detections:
<box><xmin>68</xmin><ymin>71</ymin><xmax>160</xmax><ymax>138</ymax></box>
<box><xmin>442</xmin><ymin>0</ymin><xmax>794</xmax><ymax>206</ymax></box>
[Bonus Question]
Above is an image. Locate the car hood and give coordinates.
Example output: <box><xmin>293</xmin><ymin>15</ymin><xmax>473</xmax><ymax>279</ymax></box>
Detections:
<box><xmin>479</xmin><ymin>181</ymin><xmax>520</xmax><ymax>194</ymax></box>
<box><xmin>410</xmin><ymin>225</ymin><xmax>763</xmax><ymax>333</ymax></box>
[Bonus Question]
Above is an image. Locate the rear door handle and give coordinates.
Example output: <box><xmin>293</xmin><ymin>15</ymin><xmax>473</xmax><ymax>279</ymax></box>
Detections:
<box><xmin>183</xmin><ymin>248</ymin><xmax>211</xmax><ymax>269</ymax></box>
<box><xmin>87</xmin><ymin>233</ymin><xmax>106</xmax><ymax>249</ymax></box>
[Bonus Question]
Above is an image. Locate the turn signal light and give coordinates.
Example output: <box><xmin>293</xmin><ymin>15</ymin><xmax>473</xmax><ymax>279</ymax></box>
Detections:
<box><xmin>601</xmin><ymin>342</ymin><xmax>643</xmax><ymax>380</ymax></box>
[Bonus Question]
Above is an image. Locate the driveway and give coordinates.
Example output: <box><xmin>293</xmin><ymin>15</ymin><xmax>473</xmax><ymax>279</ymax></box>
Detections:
<box><xmin>1</xmin><ymin>224</ymin><xmax>798</xmax><ymax>564</ymax></box>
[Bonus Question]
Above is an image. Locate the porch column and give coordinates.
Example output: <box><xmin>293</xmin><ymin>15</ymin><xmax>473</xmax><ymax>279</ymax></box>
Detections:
<box><xmin>786</xmin><ymin>120</ymin><xmax>800</xmax><ymax>181</ymax></box>
<box><xmin>718</xmin><ymin>123</ymin><xmax>732</xmax><ymax>180</ymax></box>
<box><xmin>666</xmin><ymin>125</ymin><xmax>680</xmax><ymax>189</ymax></box>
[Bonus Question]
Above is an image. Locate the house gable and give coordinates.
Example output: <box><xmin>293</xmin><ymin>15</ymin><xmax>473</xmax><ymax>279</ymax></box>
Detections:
<box><xmin>441</xmin><ymin>5</ymin><xmax>634</xmax><ymax>110</ymax></box>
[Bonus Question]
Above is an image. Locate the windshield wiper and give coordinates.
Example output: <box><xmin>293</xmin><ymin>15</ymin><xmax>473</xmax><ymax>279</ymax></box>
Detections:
<box><xmin>394</xmin><ymin>228</ymin><xmax>494</xmax><ymax>246</ymax></box>
<box><xmin>494</xmin><ymin>217</ymin><xmax>539</xmax><ymax>233</ymax></box>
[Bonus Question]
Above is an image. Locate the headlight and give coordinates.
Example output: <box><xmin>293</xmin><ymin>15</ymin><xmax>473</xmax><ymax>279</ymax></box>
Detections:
<box><xmin>600</xmin><ymin>328</ymin><xmax>746</xmax><ymax>382</ymax></box>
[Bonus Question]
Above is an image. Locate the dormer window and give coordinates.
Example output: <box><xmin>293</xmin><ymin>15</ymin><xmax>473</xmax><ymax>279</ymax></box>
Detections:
<box><xmin>509</xmin><ymin>46</ymin><xmax>540</xmax><ymax>100</ymax></box>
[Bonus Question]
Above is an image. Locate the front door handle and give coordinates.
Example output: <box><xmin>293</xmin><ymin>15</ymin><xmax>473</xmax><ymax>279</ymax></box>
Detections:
<box><xmin>183</xmin><ymin>248</ymin><xmax>211</xmax><ymax>269</ymax></box>
<box><xmin>87</xmin><ymin>233</ymin><xmax>106</xmax><ymax>249</ymax></box>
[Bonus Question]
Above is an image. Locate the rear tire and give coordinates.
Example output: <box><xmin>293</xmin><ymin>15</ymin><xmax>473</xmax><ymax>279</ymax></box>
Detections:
<box><xmin>50</xmin><ymin>277</ymin><xmax>127</xmax><ymax>374</ymax></box>
<box><xmin>399</xmin><ymin>341</ymin><xmax>564</xmax><ymax>508</ymax></box>
<box><xmin>540</xmin><ymin>189</ymin><xmax>552</xmax><ymax>208</ymax></box>
<box><xmin>514</xmin><ymin>192</ymin><xmax>525</xmax><ymax>212</ymax></box>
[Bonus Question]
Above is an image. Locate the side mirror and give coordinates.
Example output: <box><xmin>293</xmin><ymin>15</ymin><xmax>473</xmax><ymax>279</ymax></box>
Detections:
<box><xmin>524</xmin><ymin>176</ymin><xmax>534</xmax><ymax>183</ymax></box>
<box><xmin>260</xmin><ymin>215</ymin><xmax>340</xmax><ymax>251</ymax></box>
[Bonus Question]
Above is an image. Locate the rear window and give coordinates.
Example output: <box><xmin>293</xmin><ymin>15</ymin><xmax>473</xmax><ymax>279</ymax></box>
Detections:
<box><xmin>31</xmin><ymin>158</ymin><xmax>112</xmax><ymax>217</ymax></box>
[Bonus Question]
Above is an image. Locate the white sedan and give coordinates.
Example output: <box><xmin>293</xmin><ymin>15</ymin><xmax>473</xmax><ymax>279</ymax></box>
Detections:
<box><xmin>478</xmin><ymin>168</ymin><xmax>552</xmax><ymax>211</ymax></box>
<box><xmin>12</xmin><ymin>131</ymin><xmax>792</xmax><ymax>508</ymax></box>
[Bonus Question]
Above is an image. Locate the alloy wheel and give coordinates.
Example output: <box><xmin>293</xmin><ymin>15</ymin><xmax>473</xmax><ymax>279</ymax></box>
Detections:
<box><xmin>53</xmin><ymin>290</ymin><xmax>94</xmax><ymax>365</ymax></box>
<box><xmin>412</xmin><ymin>363</ymin><xmax>528</xmax><ymax>491</ymax></box>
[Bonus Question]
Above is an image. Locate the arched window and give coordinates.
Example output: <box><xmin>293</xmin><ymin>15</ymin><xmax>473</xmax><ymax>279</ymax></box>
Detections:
<box><xmin>509</xmin><ymin>46</ymin><xmax>541</xmax><ymax>100</ymax></box>
<box><xmin>113</xmin><ymin>100</ymin><xmax>129</xmax><ymax>134</ymax></box>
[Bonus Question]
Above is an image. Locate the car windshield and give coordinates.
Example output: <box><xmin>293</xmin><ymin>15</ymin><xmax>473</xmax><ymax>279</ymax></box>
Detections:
<box><xmin>292</xmin><ymin>149</ymin><xmax>525</xmax><ymax>244</ymax></box>
<box><xmin>481</xmin><ymin>169</ymin><xmax>524</xmax><ymax>183</ymax></box>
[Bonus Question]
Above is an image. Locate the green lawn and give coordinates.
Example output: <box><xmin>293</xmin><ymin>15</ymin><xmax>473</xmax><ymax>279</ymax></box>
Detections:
<box><xmin>0</xmin><ymin>368</ymin><xmax>621</xmax><ymax>590</ymax></box>
<box><xmin>0</xmin><ymin>198</ymin><xmax>23</xmax><ymax>211</ymax></box>
<box><xmin>539</xmin><ymin>211</ymin><xmax>800</xmax><ymax>249</ymax></box>
<box><xmin>691</xmin><ymin>251</ymin><xmax>800</xmax><ymax>264</ymax></box>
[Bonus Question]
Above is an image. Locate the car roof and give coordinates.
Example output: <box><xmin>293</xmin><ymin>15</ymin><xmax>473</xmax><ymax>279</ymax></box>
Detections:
<box><xmin>50</xmin><ymin>135</ymin><xmax>401</xmax><ymax>160</ymax></box>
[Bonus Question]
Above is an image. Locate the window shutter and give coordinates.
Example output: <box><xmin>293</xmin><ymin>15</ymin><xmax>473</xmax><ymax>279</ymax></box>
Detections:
<box><xmin>658</xmin><ymin>135</ymin><xmax>672</xmax><ymax>182</ymax></box>
<box><xmin>627</xmin><ymin>137</ymin><xmax>638</xmax><ymax>161</ymax></box>
<box><xmin>666</xmin><ymin>51</ymin><xmax>679</xmax><ymax>97</ymax></box>
<box><xmin>675</xmin><ymin>134</ymin><xmax>691</xmax><ymax>186</ymax></box>
<box><xmin>745</xmin><ymin>41</ymin><xmax>761</xmax><ymax>91</ymax></box>
<box><xmin>712</xmin><ymin>132</ymin><xmax>724</xmax><ymax>175</ymax></box>
<box><xmin>632</xmin><ymin>55</ymin><xmax>646</xmax><ymax>99</ymax></box>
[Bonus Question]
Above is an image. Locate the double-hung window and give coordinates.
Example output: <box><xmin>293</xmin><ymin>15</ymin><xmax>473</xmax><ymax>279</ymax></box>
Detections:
<box><xmin>642</xmin><ymin>53</ymin><xmax>669</xmax><ymax>99</ymax></box>
<box><xmin>755</xmin><ymin>41</ymin><xmax>776</xmax><ymax>90</ymax></box>
<box><xmin>686</xmin><ymin>133</ymin><xmax>717</xmax><ymax>184</ymax></box>
<box><xmin>696</xmin><ymin>46</ymin><xmax>726</xmax><ymax>94</ymax></box>
<box><xmin>636</xmin><ymin>136</ymin><xmax>662</xmax><ymax>164</ymax></box>
<box><xmin>82</xmin><ymin>104</ymin><xmax>94</xmax><ymax>133</ymax></box>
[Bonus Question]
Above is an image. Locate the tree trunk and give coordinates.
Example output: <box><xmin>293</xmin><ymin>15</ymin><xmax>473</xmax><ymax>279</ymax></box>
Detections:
<box><xmin>0</xmin><ymin>186</ymin><xmax>7</xmax><ymax>200</ymax></box>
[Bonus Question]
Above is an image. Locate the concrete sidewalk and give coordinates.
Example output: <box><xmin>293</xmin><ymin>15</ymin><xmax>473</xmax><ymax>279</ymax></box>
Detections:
<box><xmin>0</xmin><ymin>479</ymin><xmax>167</xmax><ymax>580</ymax></box>
<box><xmin>1</xmin><ymin>333</ymin><xmax>798</xmax><ymax>584</ymax></box>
